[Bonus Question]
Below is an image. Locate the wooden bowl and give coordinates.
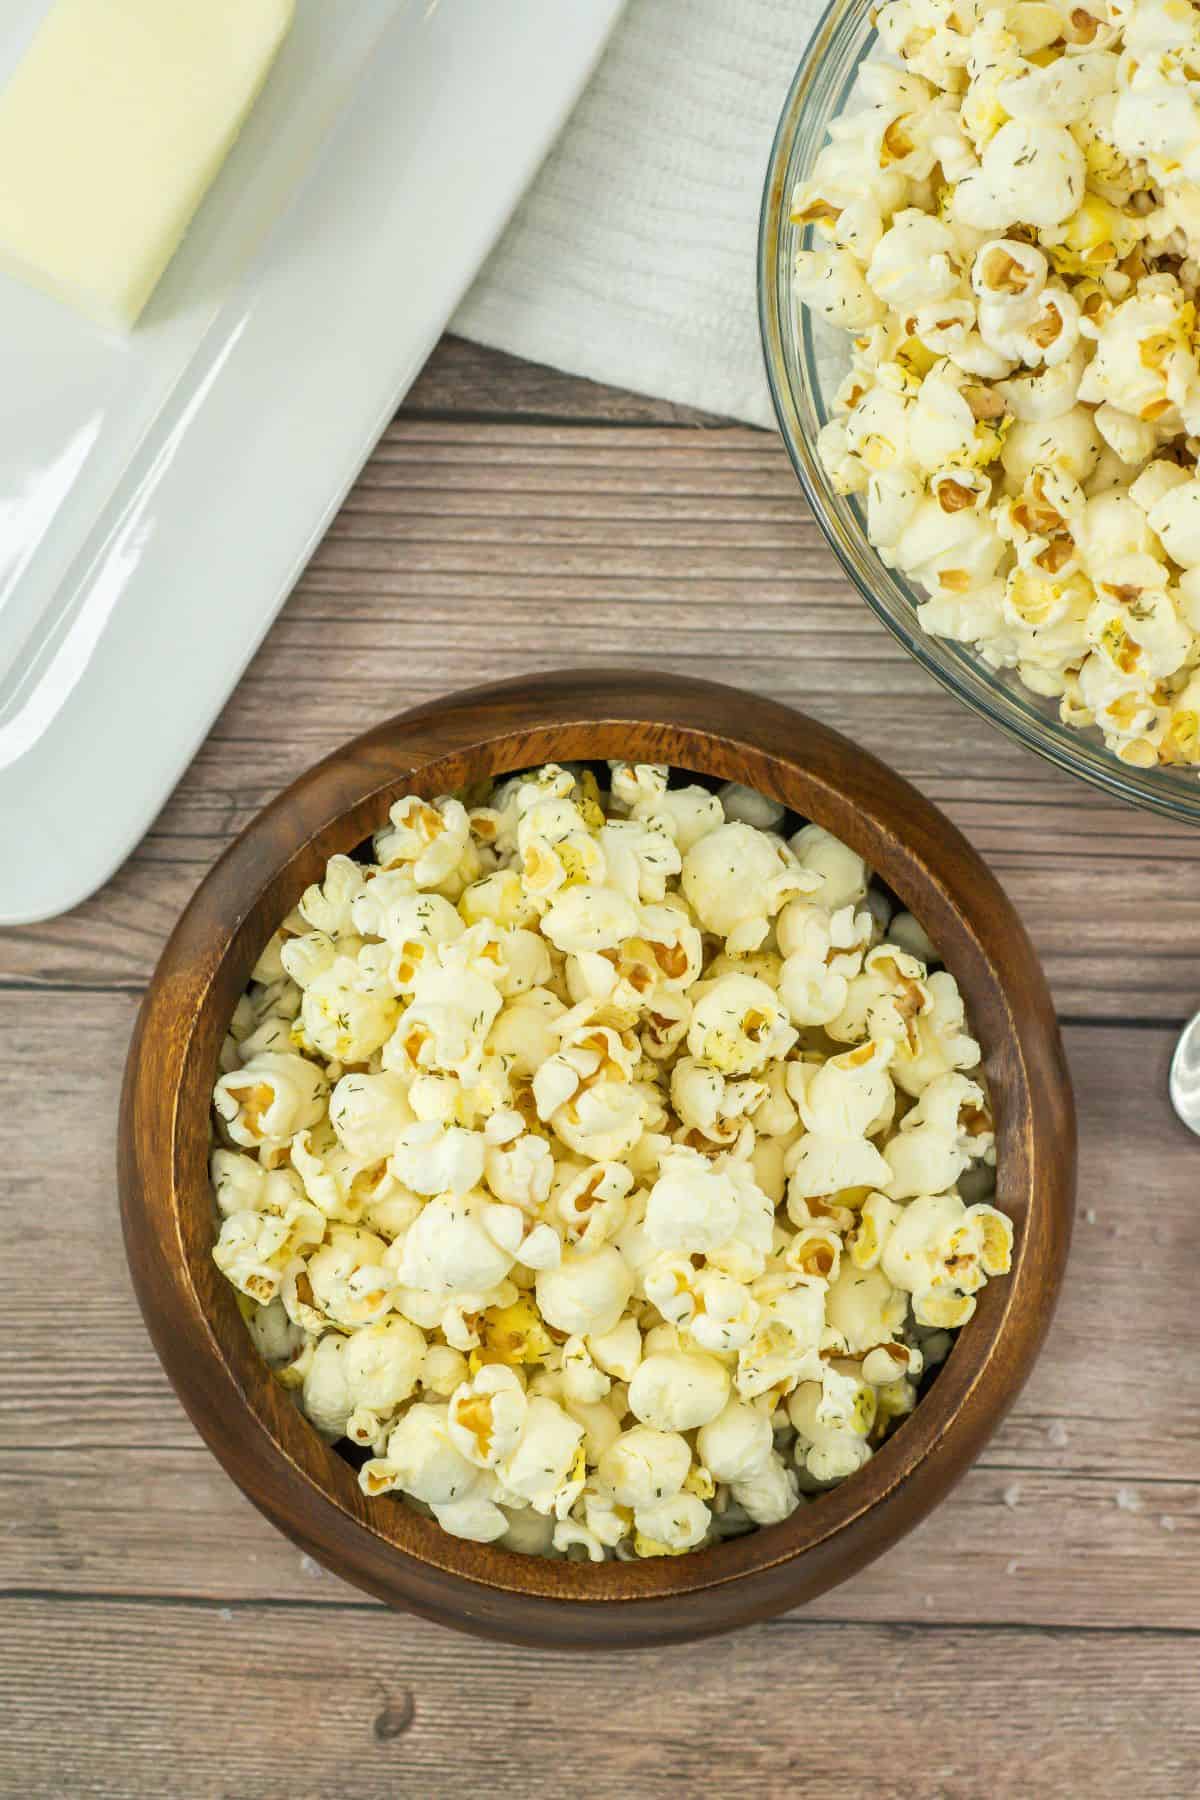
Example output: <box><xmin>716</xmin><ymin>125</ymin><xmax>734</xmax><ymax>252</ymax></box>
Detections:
<box><xmin>119</xmin><ymin>669</ymin><xmax>1074</xmax><ymax>1648</ymax></box>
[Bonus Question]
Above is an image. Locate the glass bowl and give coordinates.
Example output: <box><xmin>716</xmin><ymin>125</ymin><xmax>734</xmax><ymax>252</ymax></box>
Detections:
<box><xmin>758</xmin><ymin>0</ymin><xmax>1200</xmax><ymax>826</ymax></box>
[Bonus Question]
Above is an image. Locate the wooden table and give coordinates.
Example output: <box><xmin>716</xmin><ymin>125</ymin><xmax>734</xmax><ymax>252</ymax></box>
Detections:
<box><xmin>3</xmin><ymin>339</ymin><xmax>1198</xmax><ymax>1798</ymax></box>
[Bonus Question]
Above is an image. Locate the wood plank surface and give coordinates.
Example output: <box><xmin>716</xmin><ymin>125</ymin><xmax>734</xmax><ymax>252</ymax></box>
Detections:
<box><xmin>1</xmin><ymin>338</ymin><xmax>1197</xmax><ymax>1796</ymax></box>
<box><xmin>3</xmin><ymin>993</ymin><xmax>1196</xmax><ymax>1628</ymax></box>
<box><xmin>0</xmin><ymin>1600</ymin><xmax>1196</xmax><ymax>1800</ymax></box>
<box><xmin>4</xmin><ymin>1444</ymin><xmax>1195</xmax><ymax>1633</ymax></box>
<box><xmin>7</xmin><ymin>410</ymin><xmax>1200</xmax><ymax>1018</ymax></box>
<box><xmin>406</xmin><ymin>334</ymin><xmax>721</xmax><ymax>424</ymax></box>
<box><xmin>0</xmin><ymin>1605</ymin><xmax>1194</xmax><ymax>1800</ymax></box>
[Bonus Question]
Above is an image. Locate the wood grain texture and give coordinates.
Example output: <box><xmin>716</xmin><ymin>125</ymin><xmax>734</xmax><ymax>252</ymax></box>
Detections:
<box><xmin>405</xmin><ymin>334</ymin><xmax>722</xmax><ymax>425</ymax></box>
<box><xmin>6</xmin><ymin>410</ymin><xmax>1199</xmax><ymax>1018</ymax></box>
<box><xmin>4</xmin><ymin>996</ymin><xmax>1193</xmax><ymax>1627</ymax></box>
<box><xmin>0</xmin><ymin>337</ymin><xmax>1196</xmax><ymax>1784</ymax></box>
<box><xmin>0</xmin><ymin>1599</ymin><xmax>1196</xmax><ymax>1800</ymax></box>
<box><xmin>115</xmin><ymin>671</ymin><xmax>1073</xmax><ymax>1647</ymax></box>
<box><xmin>5</xmin><ymin>1447</ymin><xmax>1196</xmax><ymax>1630</ymax></box>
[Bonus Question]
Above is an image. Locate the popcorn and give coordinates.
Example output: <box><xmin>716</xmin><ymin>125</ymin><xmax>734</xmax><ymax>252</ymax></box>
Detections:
<box><xmin>794</xmin><ymin>245</ymin><xmax>887</xmax><ymax>330</ymax></box>
<box><xmin>389</xmin><ymin>1122</ymin><xmax>485</xmax><ymax>1197</ymax></box>
<box><xmin>560</xmin><ymin>1336</ymin><xmax>612</xmax><ymax>1406</ymax></box>
<box><xmin>420</xmin><ymin>1342</ymin><xmax>469</xmax><ymax>1397</ymax></box>
<box><xmin>244</xmin><ymin>1297</ymin><xmax>308</xmax><ymax>1374</ymax></box>
<box><xmin>213</xmin><ymin>765</ymin><xmax>1011</xmax><ymax>1562</ymax></box>
<box><xmin>361</xmin><ymin>1402</ymin><xmax>479</xmax><ymax>1503</ymax></box>
<box><xmin>826</xmin><ymin>1262</ymin><xmax>908</xmax><ymax>1354</ymax></box>
<box><xmin>473</xmin><ymin>1295</ymin><xmax>555</xmax><ymax>1369</ymax></box>
<box><xmin>718</xmin><ymin>780</ymin><xmax>786</xmax><ymax>831</ymax></box>
<box><xmin>891</xmin><ymin>970</ymin><xmax>981</xmax><ymax>1095</ymax></box>
<box><xmin>564</xmin><ymin>1396</ymin><xmax>624</xmax><ymax>1466</ymax></box>
<box><xmin>536</xmin><ymin>1245</ymin><xmax>633</xmax><ymax>1339</ymax></box>
<box><xmin>682</xmin><ymin>822</ymin><xmax>816</xmax><ymax>953</ymax></box>
<box><xmin>881</xmin><ymin>1190</ymin><xmax>1014</xmax><ymax>1324</ymax></box>
<box><xmin>499</xmin><ymin>1508</ymin><xmax>558</xmax><ymax>1557</ymax></box>
<box><xmin>696</xmin><ymin>1398</ymin><xmax>774</xmax><ymax>1484</ymax></box>
<box><xmin>210</xmin><ymin>1148</ymin><xmax>303</xmax><ymax>1219</ymax></box>
<box><xmin>750</xmin><ymin>1135</ymin><xmax>790</xmax><ymax>1206</ymax></box>
<box><xmin>554</xmin><ymin>1518</ymin><xmax>607</xmax><ymax>1562</ymax></box>
<box><xmin>487</xmin><ymin>986</ymin><xmax>567</xmax><ymax>1075</ymax></box>
<box><xmin>735</xmin><ymin>1274</ymin><xmax>826</xmax><ymax>1398</ymax></box>
<box><xmin>548</xmin><ymin>1080</ymin><xmax>646</xmax><ymax>1163</ymax></box>
<box><xmin>498</xmin><ymin>1396</ymin><xmax>585</xmax><ymax>1514</ymax></box>
<box><xmin>374</xmin><ymin>796</ymin><xmax>474</xmax><ymax>891</ymax></box>
<box><xmin>588</xmin><ymin>1312</ymin><xmax>644</xmax><ymax>1382</ymax></box>
<box><xmin>633</xmin><ymin>905</ymin><xmax>706</xmax><ymax>990</ymax></box>
<box><xmin>777</xmin><ymin>900</ymin><xmax>872</xmax><ymax>1027</ymax></box>
<box><xmin>213</xmin><ymin>1196</ymin><xmax>324</xmax><ymax>1305</ymax></box>
<box><xmin>213</xmin><ymin>1053</ymin><xmax>328</xmax><ymax>1155</ymax></box>
<box><xmin>630</xmin><ymin>783</ymin><xmax>725</xmax><ymax>852</ymax></box>
<box><xmin>350</xmin><ymin>884</ymin><xmax>464</xmax><ymax>970</ymax></box>
<box><xmin>304</xmin><ymin>1225</ymin><xmax>397</xmax><ymax>1328</ymax></box>
<box><xmin>298</xmin><ymin>854</ymin><xmax>366</xmax><ymax>938</ymax></box>
<box><xmin>341</xmin><ymin>1315</ymin><xmax>426</xmax><ymax>1422</ymax></box>
<box><xmin>539</xmin><ymin>884</ymin><xmax>640</xmax><ymax>954</ymax></box>
<box><xmin>298</xmin><ymin>954</ymin><xmax>398</xmax><ymax>1063</ymax></box>
<box><xmin>644</xmin><ymin>1150</ymin><xmax>741</xmax><ymax>1253</ymax></box>
<box><xmin>848</xmin><ymin>1191</ymin><xmax>904</xmax><ymax>1271</ymax></box>
<box><xmin>687</xmin><ymin>1269</ymin><xmax>760</xmax><ymax>1354</ymax></box>
<box><xmin>633</xmin><ymin>1492</ymin><xmax>712</xmax><ymax>1555</ymax></box>
<box><xmin>627</xmin><ymin>1351</ymin><xmax>731</xmax><ymax>1431</ymax></box>
<box><xmin>883</xmin><ymin>1072</ymin><xmax>993</xmax><ymax>1199</ymax></box>
<box><xmin>430</xmin><ymin>1486</ymin><xmax>509</xmax><ymax>1544</ymax></box>
<box><xmin>795</xmin><ymin>7</ymin><xmax>1200</xmax><ymax>769</ymax></box>
<box><xmin>788</xmin><ymin>1366</ymin><xmax>876</xmax><ymax>1483</ymax></box>
<box><xmin>786</xmin><ymin>1128</ymin><xmax>893</xmax><ymax>1214</ymax></box>
<box><xmin>609</xmin><ymin>761</ymin><xmax>668</xmax><ymax>812</ymax></box>
<box><xmin>384</xmin><ymin>964</ymin><xmax>503</xmax><ymax>1082</ymax></box>
<box><xmin>279</xmin><ymin>929</ymin><xmax>339</xmax><ymax>992</ymax></box>
<box><xmin>688</xmin><ymin>973</ymin><xmax>798</xmax><ymax>1075</ymax></box>
<box><xmin>328</xmin><ymin>1072</ymin><xmax>413</xmax><ymax>1161</ymax></box>
<box><xmin>555</xmin><ymin>1161</ymin><xmax>634</xmax><ymax>1251</ymax></box>
<box><xmin>956</xmin><ymin>121</ymin><xmax>1086</xmax><ymax>232</ymax></box>
<box><xmin>785</xmin><ymin>1226</ymin><xmax>843</xmax><ymax>1283</ymax></box>
<box><xmin>731</xmin><ymin>1453</ymin><xmax>801</xmax><ymax>1525</ymax></box>
<box><xmin>302</xmin><ymin>1333</ymin><xmax>356</xmax><ymax>1440</ymax></box>
<box><xmin>795</xmin><ymin>1039</ymin><xmax>895</xmax><ymax>1139</ymax></box>
<box><xmin>397</xmin><ymin>1195</ymin><xmax>514</xmax><ymax>1295</ymax></box>
<box><xmin>598</xmin><ymin>818</ymin><xmax>683</xmax><ymax>904</ymax></box>
<box><xmin>231</xmin><ymin>981</ymin><xmax>302</xmax><ymax>1063</ymax></box>
<box><xmin>752</xmin><ymin>1063</ymin><xmax>800</xmax><ymax>1138</ymax></box>
<box><xmin>361</xmin><ymin>1181</ymin><xmax>423</xmax><ymax>1238</ymax></box>
<box><xmin>665</xmin><ymin>1058</ymin><xmax>759</xmax><ymax>1144</ymax></box>
<box><xmin>785</xmin><ymin>823</ymin><xmax>868</xmax><ymax>908</ymax></box>
<box><xmin>447</xmin><ymin>1364</ymin><xmax>528</xmax><ymax>1468</ymax></box>
<box><xmin>597</xmin><ymin>1425</ymin><xmax>692</xmax><ymax>1506</ymax></box>
<box><xmin>483</xmin><ymin>1132</ymin><xmax>555</xmax><ymax>1212</ymax></box>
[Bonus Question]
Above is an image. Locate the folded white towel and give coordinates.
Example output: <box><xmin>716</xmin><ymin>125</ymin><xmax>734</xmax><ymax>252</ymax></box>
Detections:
<box><xmin>453</xmin><ymin>0</ymin><xmax>827</xmax><ymax>427</ymax></box>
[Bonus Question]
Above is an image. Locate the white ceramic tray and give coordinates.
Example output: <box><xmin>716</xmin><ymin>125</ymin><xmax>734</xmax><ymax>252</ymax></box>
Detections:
<box><xmin>0</xmin><ymin>0</ymin><xmax>623</xmax><ymax>925</ymax></box>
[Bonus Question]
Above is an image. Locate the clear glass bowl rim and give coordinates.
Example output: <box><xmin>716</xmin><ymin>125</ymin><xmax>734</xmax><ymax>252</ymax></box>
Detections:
<box><xmin>756</xmin><ymin>0</ymin><xmax>1200</xmax><ymax>827</ymax></box>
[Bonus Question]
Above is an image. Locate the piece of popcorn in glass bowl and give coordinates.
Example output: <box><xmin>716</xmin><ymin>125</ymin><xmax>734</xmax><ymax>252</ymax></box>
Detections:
<box><xmin>761</xmin><ymin>0</ymin><xmax>1200</xmax><ymax>822</ymax></box>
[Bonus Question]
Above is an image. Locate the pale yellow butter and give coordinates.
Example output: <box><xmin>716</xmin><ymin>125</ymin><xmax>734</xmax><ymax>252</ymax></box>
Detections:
<box><xmin>0</xmin><ymin>0</ymin><xmax>295</xmax><ymax>328</ymax></box>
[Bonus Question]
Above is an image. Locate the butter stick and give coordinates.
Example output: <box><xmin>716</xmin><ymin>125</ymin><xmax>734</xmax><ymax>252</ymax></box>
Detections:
<box><xmin>0</xmin><ymin>0</ymin><xmax>295</xmax><ymax>328</ymax></box>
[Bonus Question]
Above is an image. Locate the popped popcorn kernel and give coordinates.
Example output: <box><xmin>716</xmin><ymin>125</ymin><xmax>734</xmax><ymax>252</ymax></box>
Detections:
<box><xmin>796</xmin><ymin>0</ymin><xmax>1200</xmax><ymax>771</ymax></box>
<box><xmin>212</xmin><ymin>764</ymin><xmax>1010</xmax><ymax>1562</ymax></box>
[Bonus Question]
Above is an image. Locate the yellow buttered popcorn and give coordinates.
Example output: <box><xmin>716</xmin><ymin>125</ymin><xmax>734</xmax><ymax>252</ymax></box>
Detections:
<box><xmin>210</xmin><ymin>765</ymin><xmax>1012</xmax><ymax>1561</ymax></box>
<box><xmin>795</xmin><ymin>0</ymin><xmax>1200</xmax><ymax>769</ymax></box>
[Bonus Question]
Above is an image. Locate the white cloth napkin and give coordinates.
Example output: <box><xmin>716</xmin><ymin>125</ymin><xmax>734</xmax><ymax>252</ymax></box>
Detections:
<box><xmin>453</xmin><ymin>0</ymin><xmax>827</xmax><ymax>427</ymax></box>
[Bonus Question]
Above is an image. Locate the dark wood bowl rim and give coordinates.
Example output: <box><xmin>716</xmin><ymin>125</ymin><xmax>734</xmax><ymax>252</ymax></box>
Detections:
<box><xmin>119</xmin><ymin>668</ymin><xmax>1075</xmax><ymax>1647</ymax></box>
